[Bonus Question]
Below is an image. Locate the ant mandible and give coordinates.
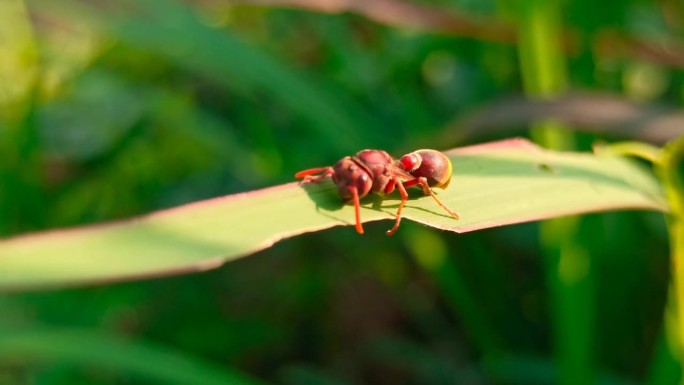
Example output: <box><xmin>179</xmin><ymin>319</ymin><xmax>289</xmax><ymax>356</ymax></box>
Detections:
<box><xmin>295</xmin><ymin>149</ymin><xmax>459</xmax><ymax>235</ymax></box>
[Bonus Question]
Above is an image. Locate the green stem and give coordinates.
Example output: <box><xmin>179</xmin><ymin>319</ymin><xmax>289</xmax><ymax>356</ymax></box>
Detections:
<box><xmin>590</xmin><ymin>138</ymin><xmax>684</xmax><ymax>384</ymax></box>
<box><xmin>658</xmin><ymin>136</ymin><xmax>684</xmax><ymax>384</ymax></box>
<box><xmin>517</xmin><ymin>1</ymin><xmax>593</xmax><ymax>384</ymax></box>
<box><xmin>406</xmin><ymin>228</ymin><xmax>503</xmax><ymax>356</ymax></box>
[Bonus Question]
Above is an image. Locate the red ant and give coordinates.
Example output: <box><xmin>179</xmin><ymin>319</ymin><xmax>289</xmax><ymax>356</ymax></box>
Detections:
<box><xmin>295</xmin><ymin>149</ymin><xmax>459</xmax><ymax>235</ymax></box>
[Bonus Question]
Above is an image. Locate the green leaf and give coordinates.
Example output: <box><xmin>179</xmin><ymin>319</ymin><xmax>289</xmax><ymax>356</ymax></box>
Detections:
<box><xmin>0</xmin><ymin>139</ymin><xmax>667</xmax><ymax>290</ymax></box>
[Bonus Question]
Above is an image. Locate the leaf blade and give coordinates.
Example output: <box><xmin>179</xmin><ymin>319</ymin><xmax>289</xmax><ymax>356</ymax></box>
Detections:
<box><xmin>0</xmin><ymin>139</ymin><xmax>667</xmax><ymax>290</ymax></box>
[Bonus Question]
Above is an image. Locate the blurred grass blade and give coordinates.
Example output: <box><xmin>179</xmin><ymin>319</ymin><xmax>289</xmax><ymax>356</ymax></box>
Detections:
<box><xmin>28</xmin><ymin>0</ymin><xmax>378</xmax><ymax>150</ymax></box>
<box><xmin>405</xmin><ymin>227</ymin><xmax>503</xmax><ymax>356</ymax></box>
<box><xmin>0</xmin><ymin>0</ymin><xmax>37</xmax><ymax>120</ymax></box>
<box><xmin>106</xmin><ymin>0</ymin><xmax>374</xmax><ymax>151</ymax></box>
<box><xmin>0</xmin><ymin>138</ymin><xmax>668</xmax><ymax>290</ymax></box>
<box><xmin>0</xmin><ymin>327</ymin><xmax>267</xmax><ymax>385</ymax></box>
<box><xmin>658</xmin><ymin>135</ymin><xmax>684</xmax><ymax>378</ymax></box>
<box><xmin>516</xmin><ymin>0</ymin><xmax>592</xmax><ymax>383</ymax></box>
<box><xmin>238</xmin><ymin>0</ymin><xmax>516</xmax><ymax>44</ymax></box>
<box><xmin>445</xmin><ymin>93</ymin><xmax>684</xmax><ymax>145</ymax></box>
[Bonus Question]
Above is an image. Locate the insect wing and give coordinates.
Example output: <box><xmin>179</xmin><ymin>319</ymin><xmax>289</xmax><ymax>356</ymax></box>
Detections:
<box><xmin>386</xmin><ymin>163</ymin><xmax>415</xmax><ymax>182</ymax></box>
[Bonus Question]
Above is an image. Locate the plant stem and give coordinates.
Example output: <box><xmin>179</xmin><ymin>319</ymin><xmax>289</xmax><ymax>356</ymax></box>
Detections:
<box><xmin>517</xmin><ymin>1</ymin><xmax>594</xmax><ymax>384</ymax></box>
<box><xmin>658</xmin><ymin>135</ymin><xmax>684</xmax><ymax>384</ymax></box>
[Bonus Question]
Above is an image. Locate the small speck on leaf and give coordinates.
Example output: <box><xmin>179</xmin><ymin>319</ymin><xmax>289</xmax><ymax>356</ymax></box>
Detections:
<box><xmin>537</xmin><ymin>163</ymin><xmax>555</xmax><ymax>173</ymax></box>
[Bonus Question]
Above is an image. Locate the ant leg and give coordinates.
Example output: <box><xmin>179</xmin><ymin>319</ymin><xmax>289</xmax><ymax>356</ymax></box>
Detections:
<box><xmin>387</xmin><ymin>177</ymin><xmax>408</xmax><ymax>236</ymax></box>
<box><xmin>416</xmin><ymin>177</ymin><xmax>460</xmax><ymax>219</ymax></box>
<box><xmin>348</xmin><ymin>185</ymin><xmax>364</xmax><ymax>234</ymax></box>
<box><xmin>295</xmin><ymin>167</ymin><xmax>334</xmax><ymax>182</ymax></box>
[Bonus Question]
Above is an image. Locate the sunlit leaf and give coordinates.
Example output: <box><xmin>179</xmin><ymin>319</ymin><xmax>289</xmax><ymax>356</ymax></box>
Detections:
<box><xmin>0</xmin><ymin>139</ymin><xmax>667</xmax><ymax>290</ymax></box>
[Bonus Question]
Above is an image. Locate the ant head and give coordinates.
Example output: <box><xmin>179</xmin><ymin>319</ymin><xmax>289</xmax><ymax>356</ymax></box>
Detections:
<box><xmin>332</xmin><ymin>157</ymin><xmax>373</xmax><ymax>201</ymax></box>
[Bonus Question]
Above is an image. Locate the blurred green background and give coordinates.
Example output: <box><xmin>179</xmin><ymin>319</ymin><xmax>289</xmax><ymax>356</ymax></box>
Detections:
<box><xmin>0</xmin><ymin>0</ymin><xmax>681</xmax><ymax>383</ymax></box>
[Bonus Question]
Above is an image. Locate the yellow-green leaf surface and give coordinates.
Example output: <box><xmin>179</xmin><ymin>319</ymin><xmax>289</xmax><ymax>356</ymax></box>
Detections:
<box><xmin>0</xmin><ymin>139</ymin><xmax>667</xmax><ymax>290</ymax></box>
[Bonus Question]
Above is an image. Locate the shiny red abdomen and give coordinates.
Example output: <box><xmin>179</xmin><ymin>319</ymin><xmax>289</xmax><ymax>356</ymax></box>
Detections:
<box><xmin>400</xmin><ymin>149</ymin><xmax>452</xmax><ymax>188</ymax></box>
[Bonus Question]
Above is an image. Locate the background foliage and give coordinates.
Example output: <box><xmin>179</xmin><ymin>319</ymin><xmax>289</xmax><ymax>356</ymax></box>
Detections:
<box><xmin>0</xmin><ymin>0</ymin><xmax>682</xmax><ymax>384</ymax></box>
